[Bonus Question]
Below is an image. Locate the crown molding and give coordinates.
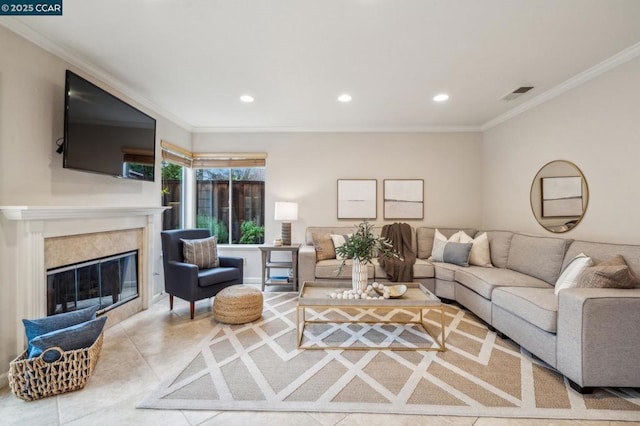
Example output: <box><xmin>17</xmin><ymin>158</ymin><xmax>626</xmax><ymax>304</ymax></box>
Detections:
<box><xmin>0</xmin><ymin>18</ymin><xmax>194</xmax><ymax>133</ymax></box>
<box><xmin>4</xmin><ymin>17</ymin><xmax>639</xmax><ymax>136</ymax></box>
<box><xmin>481</xmin><ymin>41</ymin><xmax>640</xmax><ymax>131</ymax></box>
<box><xmin>191</xmin><ymin>125</ymin><xmax>481</xmax><ymax>134</ymax></box>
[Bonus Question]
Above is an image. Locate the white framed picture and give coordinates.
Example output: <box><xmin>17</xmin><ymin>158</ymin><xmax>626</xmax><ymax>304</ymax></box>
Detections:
<box><xmin>337</xmin><ymin>179</ymin><xmax>377</xmax><ymax>219</ymax></box>
<box><xmin>383</xmin><ymin>179</ymin><xmax>424</xmax><ymax>220</ymax></box>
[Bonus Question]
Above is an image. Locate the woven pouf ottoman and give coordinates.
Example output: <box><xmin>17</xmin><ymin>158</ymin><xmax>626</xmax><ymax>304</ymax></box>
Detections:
<box><xmin>213</xmin><ymin>285</ymin><xmax>264</xmax><ymax>324</ymax></box>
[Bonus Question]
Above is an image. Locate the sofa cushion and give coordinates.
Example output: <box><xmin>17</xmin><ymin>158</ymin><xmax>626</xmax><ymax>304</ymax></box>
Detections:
<box><xmin>485</xmin><ymin>231</ymin><xmax>514</xmax><ymax>269</ymax></box>
<box><xmin>554</xmin><ymin>252</ymin><xmax>593</xmax><ymax>295</ymax></box>
<box><xmin>455</xmin><ymin>267</ymin><xmax>552</xmax><ymax>299</ymax></box>
<box><xmin>198</xmin><ymin>267</ymin><xmax>242</xmax><ymax>287</ymax></box>
<box><xmin>413</xmin><ymin>259</ymin><xmax>435</xmax><ymax>278</ymax></box>
<box><xmin>431</xmin><ymin>239</ymin><xmax>472</xmax><ymax>267</ymax></box>
<box><xmin>492</xmin><ymin>287</ymin><xmax>558</xmax><ymax>333</ymax></box>
<box><xmin>459</xmin><ymin>231</ymin><xmax>493</xmax><ymax>267</ymax></box>
<box><xmin>373</xmin><ymin>258</ymin><xmax>434</xmax><ymax>279</ymax></box>
<box><xmin>576</xmin><ymin>255</ymin><xmax>640</xmax><ymax>289</ymax></box>
<box><xmin>182</xmin><ymin>236</ymin><xmax>219</xmax><ymax>269</ymax></box>
<box><xmin>432</xmin><ymin>261</ymin><xmax>465</xmax><ymax>281</ymax></box>
<box><xmin>315</xmin><ymin>259</ymin><xmax>375</xmax><ymax>279</ymax></box>
<box><xmin>312</xmin><ymin>233</ymin><xmax>335</xmax><ymax>261</ymax></box>
<box><xmin>506</xmin><ymin>234</ymin><xmax>571</xmax><ymax>284</ymax></box>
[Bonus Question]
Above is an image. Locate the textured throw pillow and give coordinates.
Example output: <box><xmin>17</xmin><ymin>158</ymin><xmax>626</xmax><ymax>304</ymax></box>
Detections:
<box><xmin>23</xmin><ymin>305</ymin><xmax>99</xmax><ymax>355</ymax></box>
<box><xmin>431</xmin><ymin>229</ymin><xmax>463</xmax><ymax>259</ymax></box>
<box><xmin>431</xmin><ymin>239</ymin><xmax>473</xmax><ymax>267</ymax></box>
<box><xmin>331</xmin><ymin>234</ymin><xmax>351</xmax><ymax>260</ymax></box>
<box><xmin>577</xmin><ymin>255</ymin><xmax>640</xmax><ymax>289</ymax></box>
<box><xmin>459</xmin><ymin>232</ymin><xmax>493</xmax><ymax>267</ymax></box>
<box><xmin>28</xmin><ymin>316</ymin><xmax>107</xmax><ymax>362</ymax></box>
<box><xmin>182</xmin><ymin>236</ymin><xmax>219</xmax><ymax>268</ymax></box>
<box><xmin>312</xmin><ymin>233</ymin><xmax>335</xmax><ymax>261</ymax></box>
<box><xmin>554</xmin><ymin>252</ymin><xmax>593</xmax><ymax>295</ymax></box>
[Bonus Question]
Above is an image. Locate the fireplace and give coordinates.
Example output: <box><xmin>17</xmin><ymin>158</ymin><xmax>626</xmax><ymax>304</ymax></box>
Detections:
<box><xmin>47</xmin><ymin>250</ymin><xmax>139</xmax><ymax>316</ymax></box>
<box><xmin>0</xmin><ymin>205</ymin><xmax>167</xmax><ymax>364</ymax></box>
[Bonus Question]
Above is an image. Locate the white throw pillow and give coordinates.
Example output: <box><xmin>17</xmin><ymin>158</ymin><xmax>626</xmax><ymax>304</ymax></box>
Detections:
<box><xmin>330</xmin><ymin>234</ymin><xmax>351</xmax><ymax>260</ymax></box>
<box><xmin>459</xmin><ymin>231</ymin><xmax>493</xmax><ymax>267</ymax></box>
<box><xmin>431</xmin><ymin>229</ymin><xmax>463</xmax><ymax>259</ymax></box>
<box><xmin>554</xmin><ymin>252</ymin><xmax>593</xmax><ymax>295</ymax></box>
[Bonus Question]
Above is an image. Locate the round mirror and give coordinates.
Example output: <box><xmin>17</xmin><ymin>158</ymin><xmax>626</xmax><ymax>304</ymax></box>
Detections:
<box><xmin>530</xmin><ymin>160</ymin><xmax>588</xmax><ymax>233</ymax></box>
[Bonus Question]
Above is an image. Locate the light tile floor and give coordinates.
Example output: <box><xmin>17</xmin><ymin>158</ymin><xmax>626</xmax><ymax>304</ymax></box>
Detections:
<box><xmin>2</xmin><ymin>290</ymin><xmax>639</xmax><ymax>426</ymax></box>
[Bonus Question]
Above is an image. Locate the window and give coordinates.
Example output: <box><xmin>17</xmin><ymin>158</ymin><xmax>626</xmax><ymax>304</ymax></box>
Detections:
<box><xmin>195</xmin><ymin>167</ymin><xmax>265</xmax><ymax>244</ymax></box>
<box><xmin>160</xmin><ymin>140</ymin><xmax>267</xmax><ymax>242</ymax></box>
<box><xmin>161</xmin><ymin>161</ymin><xmax>185</xmax><ymax>230</ymax></box>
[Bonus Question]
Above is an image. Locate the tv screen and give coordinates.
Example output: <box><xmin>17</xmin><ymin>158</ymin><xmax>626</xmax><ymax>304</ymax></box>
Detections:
<box><xmin>63</xmin><ymin>70</ymin><xmax>156</xmax><ymax>181</ymax></box>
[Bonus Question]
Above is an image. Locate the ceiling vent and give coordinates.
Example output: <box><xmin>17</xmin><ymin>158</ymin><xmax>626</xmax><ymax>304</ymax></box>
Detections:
<box><xmin>501</xmin><ymin>86</ymin><xmax>534</xmax><ymax>101</ymax></box>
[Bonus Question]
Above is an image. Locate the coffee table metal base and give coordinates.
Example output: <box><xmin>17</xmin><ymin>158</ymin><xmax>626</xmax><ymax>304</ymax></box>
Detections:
<box><xmin>296</xmin><ymin>304</ymin><xmax>446</xmax><ymax>351</ymax></box>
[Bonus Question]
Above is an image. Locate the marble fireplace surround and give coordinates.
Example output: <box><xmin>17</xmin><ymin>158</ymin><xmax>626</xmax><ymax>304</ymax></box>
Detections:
<box><xmin>1</xmin><ymin>206</ymin><xmax>166</xmax><ymax>355</ymax></box>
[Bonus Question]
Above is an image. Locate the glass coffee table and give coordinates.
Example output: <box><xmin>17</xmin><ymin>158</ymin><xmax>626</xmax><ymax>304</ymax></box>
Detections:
<box><xmin>297</xmin><ymin>281</ymin><xmax>446</xmax><ymax>351</ymax></box>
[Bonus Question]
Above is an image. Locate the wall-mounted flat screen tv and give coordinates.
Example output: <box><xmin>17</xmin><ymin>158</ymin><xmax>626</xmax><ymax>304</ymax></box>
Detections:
<box><xmin>63</xmin><ymin>70</ymin><xmax>156</xmax><ymax>181</ymax></box>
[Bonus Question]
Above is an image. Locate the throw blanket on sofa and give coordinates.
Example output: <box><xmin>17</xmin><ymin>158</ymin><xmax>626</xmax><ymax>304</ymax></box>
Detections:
<box><xmin>380</xmin><ymin>223</ymin><xmax>416</xmax><ymax>282</ymax></box>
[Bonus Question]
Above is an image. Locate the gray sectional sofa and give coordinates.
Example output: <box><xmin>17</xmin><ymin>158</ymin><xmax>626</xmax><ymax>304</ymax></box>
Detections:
<box><xmin>299</xmin><ymin>226</ymin><xmax>640</xmax><ymax>392</ymax></box>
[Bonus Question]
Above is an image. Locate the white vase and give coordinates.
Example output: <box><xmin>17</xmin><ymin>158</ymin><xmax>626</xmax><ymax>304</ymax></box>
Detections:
<box><xmin>352</xmin><ymin>259</ymin><xmax>368</xmax><ymax>292</ymax></box>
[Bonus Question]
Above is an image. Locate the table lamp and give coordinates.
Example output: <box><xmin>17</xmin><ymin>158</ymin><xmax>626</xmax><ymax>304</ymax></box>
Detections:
<box><xmin>274</xmin><ymin>202</ymin><xmax>298</xmax><ymax>246</ymax></box>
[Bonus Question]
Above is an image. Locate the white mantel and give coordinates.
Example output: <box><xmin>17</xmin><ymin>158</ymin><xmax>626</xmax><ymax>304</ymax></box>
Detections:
<box><xmin>1</xmin><ymin>205</ymin><xmax>167</xmax><ymax>221</ymax></box>
<box><xmin>1</xmin><ymin>205</ymin><xmax>167</xmax><ymax>355</ymax></box>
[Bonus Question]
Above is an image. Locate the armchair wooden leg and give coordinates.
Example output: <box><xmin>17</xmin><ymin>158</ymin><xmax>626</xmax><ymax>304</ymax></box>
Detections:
<box><xmin>169</xmin><ymin>294</ymin><xmax>174</xmax><ymax>311</ymax></box>
<box><xmin>190</xmin><ymin>301</ymin><xmax>195</xmax><ymax>319</ymax></box>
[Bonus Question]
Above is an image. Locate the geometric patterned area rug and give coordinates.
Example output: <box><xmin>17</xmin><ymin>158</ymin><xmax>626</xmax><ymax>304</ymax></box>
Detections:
<box><xmin>138</xmin><ymin>292</ymin><xmax>640</xmax><ymax>421</ymax></box>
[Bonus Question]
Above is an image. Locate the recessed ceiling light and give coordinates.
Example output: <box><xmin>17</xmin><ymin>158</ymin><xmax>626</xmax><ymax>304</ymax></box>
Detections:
<box><xmin>433</xmin><ymin>93</ymin><xmax>449</xmax><ymax>102</ymax></box>
<box><xmin>240</xmin><ymin>95</ymin><xmax>254</xmax><ymax>103</ymax></box>
<box><xmin>337</xmin><ymin>94</ymin><xmax>352</xmax><ymax>103</ymax></box>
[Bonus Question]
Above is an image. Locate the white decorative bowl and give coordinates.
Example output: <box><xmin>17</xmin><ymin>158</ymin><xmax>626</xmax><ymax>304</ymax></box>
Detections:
<box><xmin>374</xmin><ymin>284</ymin><xmax>408</xmax><ymax>298</ymax></box>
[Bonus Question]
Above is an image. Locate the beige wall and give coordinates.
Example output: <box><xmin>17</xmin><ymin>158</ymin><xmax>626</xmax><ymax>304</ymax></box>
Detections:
<box><xmin>0</xmin><ymin>26</ymin><xmax>191</xmax><ymax>380</ymax></box>
<box><xmin>194</xmin><ymin>131</ymin><xmax>484</xmax><ymax>243</ymax></box>
<box><xmin>482</xmin><ymin>55</ymin><xmax>640</xmax><ymax>244</ymax></box>
<box><xmin>194</xmin><ymin>132</ymin><xmax>484</xmax><ymax>281</ymax></box>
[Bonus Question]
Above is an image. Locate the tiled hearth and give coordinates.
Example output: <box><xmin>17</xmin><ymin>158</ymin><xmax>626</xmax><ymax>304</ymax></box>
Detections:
<box><xmin>0</xmin><ymin>206</ymin><xmax>166</xmax><ymax>357</ymax></box>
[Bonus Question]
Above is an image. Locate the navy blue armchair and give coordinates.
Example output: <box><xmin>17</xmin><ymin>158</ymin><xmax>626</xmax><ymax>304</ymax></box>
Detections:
<box><xmin>161</xmin><ymin>229</ymin><xmax>243</xmax><ymax>319</ymax></box>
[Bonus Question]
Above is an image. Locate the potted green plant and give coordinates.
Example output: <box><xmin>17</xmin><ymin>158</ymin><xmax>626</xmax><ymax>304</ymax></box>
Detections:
<box><xmin>335</xmin><ymin>220</ymin><xmax>399</xmax><ymax>291</ymax></box>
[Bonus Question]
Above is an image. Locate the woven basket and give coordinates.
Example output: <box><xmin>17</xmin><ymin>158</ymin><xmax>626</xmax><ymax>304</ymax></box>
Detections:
<box><xmin>8</xmin><ymin>332</ymin><xmax>104</xmax><ymax>401</ymax></box>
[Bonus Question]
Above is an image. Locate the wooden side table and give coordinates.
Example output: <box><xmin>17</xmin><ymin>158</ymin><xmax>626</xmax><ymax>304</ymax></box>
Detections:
<box><xmin>259</xmin><ymin>244</ymin><xmax>300</xmax><ymax>291</ymax></box>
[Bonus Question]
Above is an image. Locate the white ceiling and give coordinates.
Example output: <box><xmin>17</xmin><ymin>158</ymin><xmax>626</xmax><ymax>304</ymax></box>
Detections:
<box><xmin>4</xmin><ymin>0</ymin><xmax>640</xmax><ymax>132</ymax></box>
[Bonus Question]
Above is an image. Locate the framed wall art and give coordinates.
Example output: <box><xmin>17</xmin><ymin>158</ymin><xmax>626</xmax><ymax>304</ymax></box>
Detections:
<box><xmin>541</xmin><ymin>176</ymin><xmax>583</xmax><ymax>217</ymax></box>
<box><xmin>337</xmin><ymin>179</ymin><xmax>377</xmax><ymax>219</ymax></box>
<box><xmin>383</xmin><ymin>179</ymin><xmax>424</xmax><ymax>220</ymax></box>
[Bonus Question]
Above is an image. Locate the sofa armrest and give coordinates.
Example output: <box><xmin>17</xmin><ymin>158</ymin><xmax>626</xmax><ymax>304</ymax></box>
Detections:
<box><xmin>219</xmin><ymin>256</ymin><xmax>244</xmax><ymax>282</ymax></box>
<box><xmin>219</xmin><ymin>256</ymin><xmax>243</xmax><ymax>269</ymax></box>
<box><xmin>299</xmin><ymin>245</ymin><xmax>317</xmax><ymax>286</ymax></box>
<box><xmin>164</xmin><ymin>260</ymin><xmax>199</xmax><ymax>297</ymax></box>
<box><xmin>557</xmin><ymin>287</ymin><xmax>640</xmax><ymax>388</ymax></box>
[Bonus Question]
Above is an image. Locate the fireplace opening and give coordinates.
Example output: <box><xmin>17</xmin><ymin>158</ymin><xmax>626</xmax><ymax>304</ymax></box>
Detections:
<box><xmin>46</xmin><ymin>250</ymin><xmax>139</xmax><ymax>316</ymax></box>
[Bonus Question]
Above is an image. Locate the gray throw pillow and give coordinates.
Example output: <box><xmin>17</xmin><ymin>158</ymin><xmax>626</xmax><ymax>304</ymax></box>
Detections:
<box><xmin>431</xmin><ymin>239</ymin><xmax>473</xmax><ymax>267</ymax></box>
<box><xmin>28</xmin><ymin>316</ymin><xmax>107</xmax><ymax>362</ymax></box>
<box><xmin>181</xmin><ymin>236</ymin><xmax>219</xmax><ymax>268</ymax></box>
<box><xmin>22</xmin><ymin>305</ymin><xmax>99</xmax><ymax>355</ymax></box>
<box><xmin>577</xmin><ymin>255</ymin><xmax>640</xmax><ymax>289</ymax></box>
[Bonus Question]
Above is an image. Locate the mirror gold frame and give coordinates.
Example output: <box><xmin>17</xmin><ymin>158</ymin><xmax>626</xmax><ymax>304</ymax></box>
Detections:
<box><xmin>530</xmin><ymin>160</ymin><xmax>589</xmax><ymax>233</ymax></box>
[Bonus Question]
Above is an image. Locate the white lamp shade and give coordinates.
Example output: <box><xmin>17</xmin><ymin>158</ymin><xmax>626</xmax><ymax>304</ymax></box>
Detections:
<box><xmin>274</xmin><ymin>202</ymin><xmax>298</xmax><ymax>221</ymax></box>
